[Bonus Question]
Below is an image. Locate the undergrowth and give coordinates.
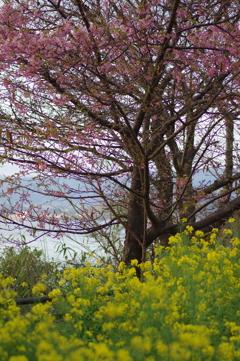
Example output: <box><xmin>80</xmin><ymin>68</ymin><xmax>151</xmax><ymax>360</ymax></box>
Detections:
<box><xmin>1</xmin><ymin>219</ymin><xmax>240</xmax><ymax>360</ymax></box>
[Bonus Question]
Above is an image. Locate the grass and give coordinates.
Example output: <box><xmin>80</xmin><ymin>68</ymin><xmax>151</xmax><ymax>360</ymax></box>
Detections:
<box><xmin>1</xmin><ymin>220</ymin><xmax>240</xmax><ymax>360</ymax></box>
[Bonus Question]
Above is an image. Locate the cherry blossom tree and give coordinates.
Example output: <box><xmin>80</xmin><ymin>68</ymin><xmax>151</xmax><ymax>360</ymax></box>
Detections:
<box><xmin>0</xmin><ymin>0</ymin><xmax>240</xmax><ymax>264</ymax></box>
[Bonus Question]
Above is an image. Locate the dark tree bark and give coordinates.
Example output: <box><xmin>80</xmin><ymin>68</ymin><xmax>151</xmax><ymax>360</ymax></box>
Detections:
<box><xmin>122</xmin><ymin>166</ymin><xmax>145</xmax><ymax>264</ymax></box>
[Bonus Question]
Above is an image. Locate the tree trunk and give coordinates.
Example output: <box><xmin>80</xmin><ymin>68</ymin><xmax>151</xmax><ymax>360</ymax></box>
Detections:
<box><xmin>122</xmin><ymin>166</ymin><xmax>145</xmax><ymax>265</ymax></box>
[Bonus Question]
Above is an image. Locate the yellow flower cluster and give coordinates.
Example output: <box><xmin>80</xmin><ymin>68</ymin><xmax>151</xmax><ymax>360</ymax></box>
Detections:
<box><xmin>1</xmin><ymin>228</ymin><xmax>240</xmax><ymax>360</ymax></box>
<box><xmin>32</xmin><ymin>282</ymin><xmax>46</xmax><ymax>296</ymax></box>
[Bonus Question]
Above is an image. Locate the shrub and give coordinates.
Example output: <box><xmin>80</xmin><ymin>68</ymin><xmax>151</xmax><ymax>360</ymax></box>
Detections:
<box><xmin>0</xmin><ymin>245</ymin><xmax>59</xmax><ymax>298</ymax></box>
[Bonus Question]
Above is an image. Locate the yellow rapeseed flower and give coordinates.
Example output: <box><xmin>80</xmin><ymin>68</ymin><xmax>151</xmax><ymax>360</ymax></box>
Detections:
<box><xmin>207</xmin><ymin>251</ymin><xmax>220</xmax><ymax>262</ymax></box>
<box><xmin>186</xmin><ymin>225</ymin><xmax>194</xmax><ymax>233</ymax></box>
<box><xmin>0</xmin><ymin>276</ymin><xmax>14</xmax><ymax>288</ymax></box>
<box><xmin>92</xmin><ymin>342</ymin><xmax>114</xmax><ymax>359</ymax></box>
<box><xmin>32</xmin><ymin>282</ymin><xmax>46</xmax><ymax>295</ymax></box>
<box><xmin>131</xmin><ymin>335</ymin><xmax>152</xmax><ymax>353</ymax></box>
<box><xmin>48</xmin><ymin>288</ymin><xmax>62</xmax><ymax>299</ymax></box>
<box><xmin>118</xmin><ymin>262</ymin><xmax>126</xmax><ymax>271</ymax></box>
<box><xmin>102</xmin><ymin>322</ymin><xmax>115</xmax><ymax>332</ymax></box>
<box><xmin>140</xmin><ymin>261</ymin><xmax>152</xmax><ymax>271</ymax></box>
<box><xmin>223</xmin><ymin>229</ymin><xmax>232</xmax><ymax>235</ymax></box>
<box><xmin>64</xmin><ymin>313</ymin><xmax>73</xmax><ymax>322</ymax></box>
<box><xmin>195</xmin><ymin>230</ymin><xmax>205</xmax><ymax>238</ymax></box>
<box><xmin>155</xmin><ymin>340</ymin><xmax>168</xmax><ymax>355</ymax></box>
<box><xmin>179</xmin><ymin>332</ymin><xmax>210</xmax><ymax>349</ymax></box>
<box><xmin>36</xmin><ymin>340</ymin><xmax>63</xmax><ymax>361</ymax></box>
<box><xmin>231</xmin><ymin>237</ymin><xmax>240</xmax><ymax>246</ymax></box>
<box><xmin>218</xmin><ymin>342</ymin><xmax>234</xmax><ymax>360</ymax></box>
<box><xmin>130</xmin><ymin>259</ymin><xmax>139</xmax><ymax>267</ymax></box>
<box><xmin>117</xmin><ymin>349</ymin><xmax>133</xmax><ymax>361</ymax></box>
<box><xmin>9</xmin><ymin>357</ymin><xmax>29</xmax><ymax>361</ymax></box>
<box><xmin>58</xmin><ymin>279</ymin><xmax>66</xmax><ymax>286</ymax></box>
<box><xmin>169</xmin><ymin>342</ymin><xmax>191</xmax><ymax>361</ymax></box>
<box><xmin>74</xmin><ymin>320</ymin><xmax>83</xmax><ymax>331</ymax></box>
<box><xmin>85</xmin><ymin>330</ymin><xmax>93</xmax><ymax>337</ymax></box>
<box><xmin>210</xmin><ymin>232</ymin><xmax>217</xmax><ymax>240</ymax></box>
<box><xmin>107</xmin><ymin>303</ymin><xmax>125</xmax><ymax>318</ymax></box>
<box><xmin>168</xmin><ymin>235</ymin><xmax>182</xmax><ymax>244</ymax></box>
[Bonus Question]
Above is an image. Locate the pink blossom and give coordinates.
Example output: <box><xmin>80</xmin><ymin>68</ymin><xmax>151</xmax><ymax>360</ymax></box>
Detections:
<box><xmin>37</xmin><ymin>163</ymin><xmax>47</xmax><ymax>171</ymax></box>
<box><xmin>51</xmin><ymin>191</ymin><xmax>64</xmax><ymax>197</ymax></box>
<box><xmin>15</xmin><ymin>211</ymin><xmax>29</xmax><ymax>221</ymax></box>
<box><xmin>7</xmin><ymin>188</ymin><xmax>13</xmax><ymax>195</ymax></box>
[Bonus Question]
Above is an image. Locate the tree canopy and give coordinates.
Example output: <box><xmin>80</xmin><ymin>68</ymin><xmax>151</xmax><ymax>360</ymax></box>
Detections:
<box><xmin>0</xmin><ymin>0</ymin><xmax>240</xmax><ymax>263</ymax></box>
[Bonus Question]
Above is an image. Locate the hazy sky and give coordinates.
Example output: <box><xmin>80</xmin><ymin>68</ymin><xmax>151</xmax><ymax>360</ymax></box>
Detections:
<box><xmin>0</xmin><ymin>163</ymin><xmax>21</xmax><ymax>176</ymax></box>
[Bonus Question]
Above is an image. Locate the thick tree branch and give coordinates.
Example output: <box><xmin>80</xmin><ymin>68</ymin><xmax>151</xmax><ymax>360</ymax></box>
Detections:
<box><xmin>133</xmin><ymin>0</ymin><xmax>181</xmax><ymax>135</ymax></box>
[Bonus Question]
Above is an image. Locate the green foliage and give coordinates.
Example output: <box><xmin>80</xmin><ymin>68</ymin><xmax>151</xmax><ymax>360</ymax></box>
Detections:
<box><xmin>0</xmin><ymin>245</ymin><xmax>59</xmax><ymax>298</ymax></box>
<box><xmin>54</xmin><ymin>240</ymin><xmax>90</xmax><ymax>268</ymax></box>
